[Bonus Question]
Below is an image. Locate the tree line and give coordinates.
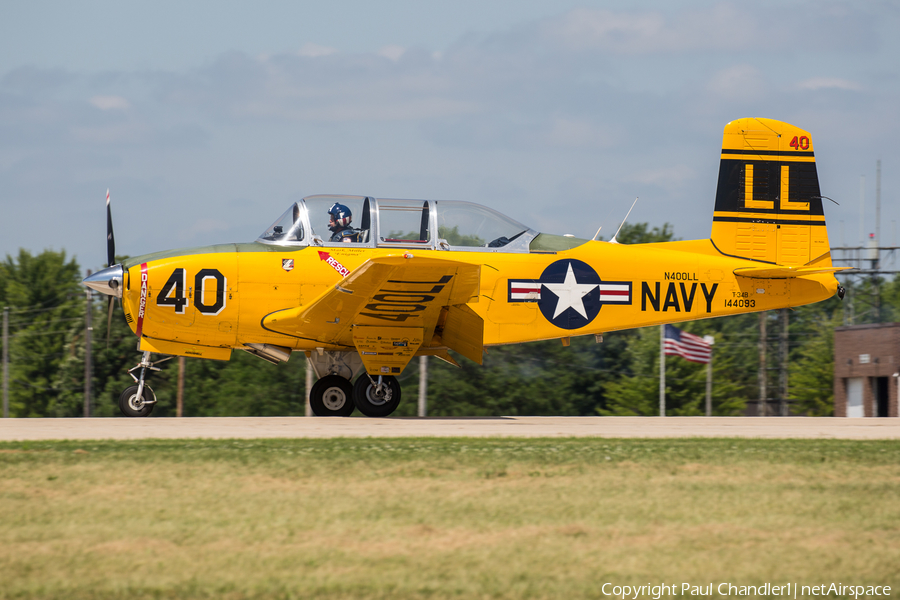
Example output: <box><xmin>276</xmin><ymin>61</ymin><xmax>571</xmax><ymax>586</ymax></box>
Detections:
<box><xmin>1</xmin><ymin>223</ymin><xmax>862</xmax><ymax>418</ymax></box>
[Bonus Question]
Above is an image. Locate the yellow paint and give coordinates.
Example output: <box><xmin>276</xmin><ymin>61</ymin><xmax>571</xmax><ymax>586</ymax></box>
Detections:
<box><xmin>743</xmin><ymin>164</ymin><xmax>774</xmax><ymax>209</ymax></box>
<box><xmin>115</xmin><ymin>118</ymin><xmax>842</xmax><ymax>378</ymax></box>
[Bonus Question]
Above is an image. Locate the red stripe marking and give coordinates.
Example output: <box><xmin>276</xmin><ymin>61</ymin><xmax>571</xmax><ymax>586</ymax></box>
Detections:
<box><xmin>136</xmin><ymin>263</ymin><xmax>148</xmax><ymax>337</ymax></box>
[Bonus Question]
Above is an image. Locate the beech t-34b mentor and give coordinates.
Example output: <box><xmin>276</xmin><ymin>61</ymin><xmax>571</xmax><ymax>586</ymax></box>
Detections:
<box><xmin>84</xmin><ymin>117</ymin><xmax>847</xmax><ymax>417</ymax></box>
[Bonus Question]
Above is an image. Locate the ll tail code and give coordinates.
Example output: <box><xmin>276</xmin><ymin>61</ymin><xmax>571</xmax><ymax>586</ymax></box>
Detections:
<box><xmin>710</xmin><ymin>118</ymin><xmax>831</xmax><ymax>268</ymax></box>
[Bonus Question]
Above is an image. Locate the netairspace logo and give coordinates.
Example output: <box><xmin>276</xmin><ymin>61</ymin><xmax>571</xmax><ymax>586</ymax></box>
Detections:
<box><xmin>601</xmin><ymin>583</ymin><xmax>892</xmax><ymax>599</ymax></box>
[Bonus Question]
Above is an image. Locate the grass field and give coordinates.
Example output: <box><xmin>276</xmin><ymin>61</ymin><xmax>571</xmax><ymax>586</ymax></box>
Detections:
<box><xmin>1</xmin><ymin>438</ymin><xmax>898</xmax><ymax>599</ymax></box>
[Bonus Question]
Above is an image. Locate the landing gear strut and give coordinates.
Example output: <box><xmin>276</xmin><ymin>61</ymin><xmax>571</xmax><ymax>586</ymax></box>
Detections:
<box><xmin>118</xmin><ymin>352</ymin><xmax>169</xmax><ymax>417</ymax></box>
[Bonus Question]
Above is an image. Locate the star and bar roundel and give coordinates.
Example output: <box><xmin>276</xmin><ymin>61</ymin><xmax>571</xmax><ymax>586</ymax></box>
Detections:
<box><xmin>508</xmin><ymin>259</ymin><xmax>631</xmax><ymax>330</ymax></box>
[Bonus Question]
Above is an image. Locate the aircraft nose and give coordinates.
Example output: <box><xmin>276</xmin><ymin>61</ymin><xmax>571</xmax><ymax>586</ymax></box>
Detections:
<box><xmin>83</xmin><ymin>264</ymin><xmax>124</xmax><ymax>298</ymax></box>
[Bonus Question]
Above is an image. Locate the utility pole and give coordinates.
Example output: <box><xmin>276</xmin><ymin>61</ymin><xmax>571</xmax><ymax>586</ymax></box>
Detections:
<box><xmin>176</xmin><ymin>356</ymin><xmax>185</xmax><ymax>417</ymax></box>
<box><xmin>876</xmin><ymin>159</ymin><xmax>882</xmax><ymax>322</ymax></box>
<box><xmin>305</xmin><ymin>358</ymin><xmax>313</xmax><ymax>417</ymax></box>
<box><xmin>2</xmin><ymin>306</ymin><xmax>8</xmax><ymax>418</ymax></box>
<box><xmin>84</xmin><ymin>278</ymin><xmax>93</xmax><ymax>418</ymax></box>
<box><xmin>659</xmin><ymin>324</ymin><xmax>666</xmax><ymax>417</ymax></box>
<box><xmin>876</xmin><ymin>159</ymin><xmax>881</xmax><ymax>262</ymax></box>
<box><xmin>779</xmin><ymin>308</ymin><xmax>789</xmax><ymax>416</ymax></box>
<box><xmin>418</xmin><ymin>355</ymin><xmax>427</xmax><ymax>417</ymax></box>
<box><xmin>758</xmin><ymin>312</ymin><xmax>767</xmax><ymax>416</ymax></box>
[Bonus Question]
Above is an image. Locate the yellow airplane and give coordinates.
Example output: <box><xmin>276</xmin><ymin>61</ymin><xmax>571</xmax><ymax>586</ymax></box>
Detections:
<box><xmin>84</xmin><ymin>117</ymin><xmax>846</xmax><ymax>417</ymax></box>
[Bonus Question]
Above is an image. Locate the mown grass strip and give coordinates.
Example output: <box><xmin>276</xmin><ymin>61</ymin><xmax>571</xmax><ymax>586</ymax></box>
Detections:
<box><xmin>1</xmin><ymin>438</ymin><xmax>898</xmax><ymax>600</ymax></box>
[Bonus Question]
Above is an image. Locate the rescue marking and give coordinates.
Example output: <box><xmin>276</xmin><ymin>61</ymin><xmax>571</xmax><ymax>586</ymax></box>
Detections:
<box><xmin>318</xmin><ymin>251</ymin><xmax>350</xmax><ymax>277</ymax></box>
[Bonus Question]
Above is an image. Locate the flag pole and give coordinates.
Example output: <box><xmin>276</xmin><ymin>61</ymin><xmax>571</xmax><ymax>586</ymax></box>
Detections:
<box><xmin>704</xmin><ymin>335</ymin><xmax>715</xmax><ymax>416</ymax></box>
<box><xmin>659</xmin><ymin>325</ymin><xmax>666</xmax><ymax>417</ymax></box>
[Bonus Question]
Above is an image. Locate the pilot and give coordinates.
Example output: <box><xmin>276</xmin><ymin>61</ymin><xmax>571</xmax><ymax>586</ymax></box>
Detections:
<box><xmin>327</xmin><ymin>203</ymin><xmax>362</xmax><ymax>243</ymax></box>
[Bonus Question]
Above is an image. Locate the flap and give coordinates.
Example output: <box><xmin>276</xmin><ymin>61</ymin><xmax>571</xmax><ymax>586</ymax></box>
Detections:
<box><xmin>262</xmin><ymin>255</ymin><xmax>480</xmax><ymax>348</ymax></box>
<box><xmin>734</xmin><ymin>265</ymin><xmax>852</xmax><ymax>279</ymax></box>
<box><xmin>439</xmin><ymin>305</ymin><xmax>484</xmax><ymax>365</ymax></box>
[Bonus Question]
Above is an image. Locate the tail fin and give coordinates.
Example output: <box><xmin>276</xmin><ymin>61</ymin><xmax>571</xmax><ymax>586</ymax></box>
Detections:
<box><xmin>710</xmin><ymin>118</ymin><xmax>832</xmax><ymax>267</ymax></box>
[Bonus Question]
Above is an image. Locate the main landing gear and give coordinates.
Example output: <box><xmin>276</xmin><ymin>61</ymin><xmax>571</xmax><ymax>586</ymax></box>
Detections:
<box><xmin>307</xmin><ymin>372</ymin><xmax>402</xmax><ymax>417</ymax></box>
<box><xmin>305</xmin><ymin>350</ymin><xmax>404</xmax><ymax>417</ymax></box>
<box><xmin>118</xmin><ymin>351</ymin><xmax>170</xmax><ymax>417</ymax></box>
<box><xmin>353</xmin><ymin>375</ymin><xmax>401</xmax><ymax>417</ymax></box>
<box><xmin>309</xmin><ymin>375</ymin><xmax>355</xmax><ymax>417</ymax></box>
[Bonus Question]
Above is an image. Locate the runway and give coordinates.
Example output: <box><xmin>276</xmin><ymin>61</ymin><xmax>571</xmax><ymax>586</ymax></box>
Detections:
<box><xmin>1</xmin><ymin>416</ymin><xmax>899</xmax><ymax>441</ymax></box>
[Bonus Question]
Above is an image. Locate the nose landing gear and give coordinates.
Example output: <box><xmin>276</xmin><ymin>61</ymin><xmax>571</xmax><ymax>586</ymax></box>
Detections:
<box><xmin>118</xmin><ymin>351</ymin><xmax>171</xmax><ymax>417</ymax></box>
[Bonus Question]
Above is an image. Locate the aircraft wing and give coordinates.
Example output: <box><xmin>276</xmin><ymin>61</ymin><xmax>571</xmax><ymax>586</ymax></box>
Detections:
<box><xmin>263</xmin><ymin>255</ymin><xmax>482</xmax><ymax>372</ymax></box>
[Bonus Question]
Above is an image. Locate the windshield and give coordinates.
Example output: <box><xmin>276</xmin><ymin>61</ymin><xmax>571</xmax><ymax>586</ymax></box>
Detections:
<box><xmin>256</xmin><ymin>203</ymin><xmax>305</xmax><ymax>245</ymax></box>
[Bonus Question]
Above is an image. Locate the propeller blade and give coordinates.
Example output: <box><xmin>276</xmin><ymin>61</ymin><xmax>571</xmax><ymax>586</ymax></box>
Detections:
<box><xmin>106</xmin><ymin>189</ymin><xmax>116</xmax><ymax>267</ymax></box>
<box><xmin>106</xmin><ymin>296</ymin><xmax>115</xmax><ymax>348</ymax></box>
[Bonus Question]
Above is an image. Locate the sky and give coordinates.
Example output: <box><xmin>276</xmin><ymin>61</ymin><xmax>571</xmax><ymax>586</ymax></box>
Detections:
<box><xmin>2</xmin><ymin>0</ymin><xmax>899</xmax><ymax>272</ymax></box>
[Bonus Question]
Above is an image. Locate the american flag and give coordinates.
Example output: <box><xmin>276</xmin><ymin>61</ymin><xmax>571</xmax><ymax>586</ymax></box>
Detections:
<box><xmin>664</xmin><ymin>324</ymin><xmax>712</xmax><ymax>364</ymax></box>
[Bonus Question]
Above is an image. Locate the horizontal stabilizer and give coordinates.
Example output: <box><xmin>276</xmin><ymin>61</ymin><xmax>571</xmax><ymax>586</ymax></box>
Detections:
<box><xmin>733</xmin><ymin>265</ymin><xmax>851</xmax><ymax>279</ymax></box>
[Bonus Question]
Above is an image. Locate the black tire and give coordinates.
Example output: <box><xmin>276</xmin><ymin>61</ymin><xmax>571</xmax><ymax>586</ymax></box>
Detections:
<box><xmin>119</xmin><ymin>385</ymin><xmax>155</xmax><ymax>417</ymax></box>
<box><xmin>309</xmin><ymin>375</ymin><xmax>355</xmax><ymax>416</ymax></box>
<box><xmin>353</xmin><ymin>375</ymin><xmax>401</xmax><ymax>417</ymax></box>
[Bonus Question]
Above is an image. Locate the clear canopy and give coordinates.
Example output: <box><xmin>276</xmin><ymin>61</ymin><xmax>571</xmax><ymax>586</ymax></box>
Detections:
<box><xmin>435</xmin><ymin>201</ymin><xmax>530</xmax><ymax>248</ymax></box>
<box><xmin>256</xmin><ymin>196</ymin><xmax>537</xmax><ymax>251</ymax></box>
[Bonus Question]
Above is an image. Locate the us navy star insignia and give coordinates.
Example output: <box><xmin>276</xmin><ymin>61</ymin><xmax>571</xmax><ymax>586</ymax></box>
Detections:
<box><xmin>508</xmin><ymin>259</ymin><xmax>633</xmax><ymax>330</ymax></box>
<box><xmin>542</xmin><ymin>263</ymin><xmax>597</xmax><ymax>319</ymax></box>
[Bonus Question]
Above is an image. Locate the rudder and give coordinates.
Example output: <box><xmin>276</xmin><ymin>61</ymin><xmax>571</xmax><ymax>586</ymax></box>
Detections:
<box><xmin>710</xmin><ymin>118</ymin><xmax>831</xmax><ymax>267</ymax></box>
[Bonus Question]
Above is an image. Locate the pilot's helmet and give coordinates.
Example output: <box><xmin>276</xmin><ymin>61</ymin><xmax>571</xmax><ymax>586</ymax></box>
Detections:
<box><xmin>327</xmin><ymin>203</ymin><xmax>352</xmax><ymax>230</ymax></box>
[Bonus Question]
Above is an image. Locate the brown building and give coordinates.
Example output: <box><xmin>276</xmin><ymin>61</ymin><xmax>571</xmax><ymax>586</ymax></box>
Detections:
<box><xmin>834</xmin><ymin>323</ymin><xmax>900</xmax><ymax>417</ymax></box>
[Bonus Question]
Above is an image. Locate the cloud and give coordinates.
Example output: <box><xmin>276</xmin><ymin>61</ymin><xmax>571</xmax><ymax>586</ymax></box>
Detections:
<box><xmin>705</xmin><ymin>64</ymin><xmax>767</xmax><ymax>101</ymax></box>
<box><xmin>89</xmin><ymin>95</ymin><xmax>130</xmax><ymax>110</ymax></box>
<box><xmin>535</xmin><ymin>3</ymin><xmax>876</xmax><ymax>55</ymax></box>
<box><xmin>297</xmin><ymin>43</ymin><xmax>337</xmax><ymax>58</ymax></box>
<box><xmin>377</xmin><ymin>45</ymin><xmax>407</xmax><ymax>61</ymax></box>
<box><xmin>797</xmin><ymin>77</ymin><xmax>863</xmax><ymax>92</ymax></box>
<box><xmin>542</xmin><ymin>116</ymin><xmax>618</xmax><ymax>150</ymax></box>
<box><xmin>162</xmin><ymin>50</ymin><xmax>482</xmax><ymax>123</ymax></box>
<box><xmin>627</xmin><ymin>166</ymin><xmax>696</xmax><ymax>188</ymax></box>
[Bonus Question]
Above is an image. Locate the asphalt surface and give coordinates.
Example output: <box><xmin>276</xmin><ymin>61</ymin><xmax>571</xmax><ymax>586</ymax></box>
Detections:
<box><xmin>1</xmin><ymin>416</ymin><xmax>899</xmax><ymax>441</ymax></box>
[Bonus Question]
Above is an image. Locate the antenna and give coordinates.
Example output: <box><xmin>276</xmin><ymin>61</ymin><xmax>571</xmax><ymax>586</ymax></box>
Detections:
<box><xmin>610</xmin><ymin>197</ymin><xmax>639</xmax><ymax>244</ymax></box>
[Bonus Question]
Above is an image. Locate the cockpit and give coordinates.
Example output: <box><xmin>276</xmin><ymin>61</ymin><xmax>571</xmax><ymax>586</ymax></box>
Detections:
<box><xmin>256</xmin><ymin>195</ymin><xmax>584</xmax><ymax>253</ymax></box>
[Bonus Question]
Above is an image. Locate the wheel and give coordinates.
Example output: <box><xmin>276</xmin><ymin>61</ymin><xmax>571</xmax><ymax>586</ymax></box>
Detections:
<box><xmin>353</xmin><ymin>375</ymin><xmax>401</xmax><ymax>417</ymax></box>
<box><xmin>309</xmin><ymin>375</ymin><xmax>355</xmax><ymax>416</ymax></box>
<box><xmin>119</xmin><ymin>385</ymin><xmax>155</xmax><ymax>417</ymax></box>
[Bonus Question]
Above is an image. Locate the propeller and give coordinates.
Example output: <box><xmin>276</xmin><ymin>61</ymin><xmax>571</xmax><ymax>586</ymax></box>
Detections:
<box><xmin>106</xmin><ymin>189</ymin><xmax>116</xmax><ymax>267</ymax></box>
<box><xmin>105</xmin><ymin>189</ymin><xmax>116</xmax><ymax>347</ymax></box>
<box><xmin>82</xmin><ymin>189</ymin><xmax>124</xmax><ymax>347</ymax></box>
